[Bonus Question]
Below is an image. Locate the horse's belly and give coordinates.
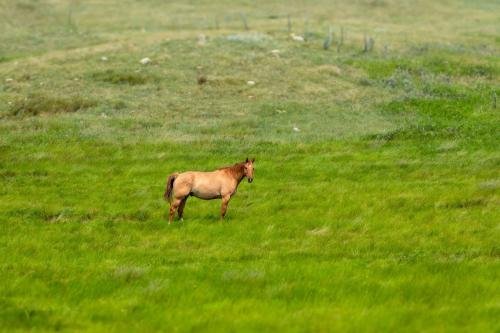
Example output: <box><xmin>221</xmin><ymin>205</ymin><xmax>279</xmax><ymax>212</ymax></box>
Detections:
<box><xmin>191</xmin><ymin>180</ymin><xmax>222</xmax><ymax>200</ymax></box>
<box><xmin>191</xmin><ymin>190</ymin><xmax>221</xmax><ymax>200</ymax></box>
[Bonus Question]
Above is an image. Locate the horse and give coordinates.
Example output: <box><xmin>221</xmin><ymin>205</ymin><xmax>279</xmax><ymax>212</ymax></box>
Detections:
<box><xmin>164</xmin><ymin>158</ymin><xmax>255</xmax><ymax>223</ymax></box>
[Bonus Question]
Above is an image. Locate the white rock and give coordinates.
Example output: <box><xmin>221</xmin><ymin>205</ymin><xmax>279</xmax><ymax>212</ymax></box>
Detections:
<box><xmin>140</xmin><ymin>57</ymin><xmax>151</xmax><ymax>65</ymax></box>
<box><xmin>293</xmin><ymin>125</ymin><xmax>300</xmax><ymax>132</ymax></box>
<box><xmin>5</xmin><ymin>78</ymin><xmax>13</xmax><ymax>82</ymax></box>
<box><xmin>290</xmin><ymin>33</ymin><xmax>304</xmax><ymax>42</ymax></box>
<box><xmin>101</xmin><ymin>56</ymin><xmax>108</xmax><ymax>61</ymax></box>
<box><xmin>271</xmin><ymin>49</ymin><xmax>280</xmax><ymax>54</ymax></box>
<box><xmin>247</xmin><ymin>80</ymin><xmax>256</xmax><ymax>86</ymax></box>
<box><xmin>197</xmin><ymin>34</ymin><xmax>207</xmax><ymax>46</ymax></box>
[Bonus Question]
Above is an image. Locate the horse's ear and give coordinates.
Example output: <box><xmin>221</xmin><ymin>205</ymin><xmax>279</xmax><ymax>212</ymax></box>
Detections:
<box><xmin>251</xmin><ymin>158</ymin><xmax>255</xmax><ymax>163</ymax></box>
<box><xmin>245</xmin><ymin>157</ymin><xmax>249</xmax><ymax>163</ymax></box>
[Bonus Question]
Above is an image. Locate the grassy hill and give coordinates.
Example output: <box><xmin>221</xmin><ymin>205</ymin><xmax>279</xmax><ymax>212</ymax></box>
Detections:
<box><xmin>0</xmin><ymin>0</ymin><xmax>499</xmax><ymax>331</ymax></box>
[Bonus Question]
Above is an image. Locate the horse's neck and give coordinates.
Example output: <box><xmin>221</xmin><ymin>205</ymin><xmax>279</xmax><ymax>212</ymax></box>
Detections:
<box><xmin>227</xmin><ymin>164</ymin><xmax>245</xmax><ymax>184</ymax></box>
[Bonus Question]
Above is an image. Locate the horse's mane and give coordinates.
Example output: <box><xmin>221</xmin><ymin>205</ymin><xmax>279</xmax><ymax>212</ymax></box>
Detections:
<box><xmin>217</xmin><ymin>162</ymin><xmax>245</xmax><ymax>171</ymax></box>
<box><xmin>218</xmin><ymin>162</ymin><xmax>245</xmax><ymax>180</ymax></box>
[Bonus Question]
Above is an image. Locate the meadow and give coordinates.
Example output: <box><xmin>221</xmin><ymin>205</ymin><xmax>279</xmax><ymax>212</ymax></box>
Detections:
<box><xmin>0</xmin><ymin>0</ymin><xmax>499</xmax><ymax>331</ymax></box>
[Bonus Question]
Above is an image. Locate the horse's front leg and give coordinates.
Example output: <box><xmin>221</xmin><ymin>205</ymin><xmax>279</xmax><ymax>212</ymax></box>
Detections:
<box><xmin>220</xmin><ymin>195</ymin><xmax>231</xmax><ymax>219</ymax></box>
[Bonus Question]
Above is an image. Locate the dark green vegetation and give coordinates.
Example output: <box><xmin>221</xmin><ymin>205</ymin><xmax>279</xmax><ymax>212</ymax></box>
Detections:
<box><xmin>0</xmin><ymin>0</ymin><xmax>499</xmax><ymax>331</ymax></box>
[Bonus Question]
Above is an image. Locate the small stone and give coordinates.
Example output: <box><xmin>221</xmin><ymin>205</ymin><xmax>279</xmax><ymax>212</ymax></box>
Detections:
<box><xmin>101</xmin><ymin>56</ymin><xmax>108</xmax><ymax>61</ymax></box>
<box><xmin>140</xmin><ymin>57</ymin><xmax>151</xmax><ymax>65</ymax></box>
<box><xmin>5</xmin><ymin>78</ymin><xmax>13</xmax><ymax>82</ymax></box>
<box><xmin>290</xmin><ymin>33</ymin><xmax>304</xmax><ymax>42</ymax></box>
<box><xmin>197</xmin><ymin>34</ymin><xmax>207</xmax><ymax>46</ymax></box>
<box><xmin>247</xmin><ymin>80</ymin><xmax>255</xmax><ymax>86</ymax></box>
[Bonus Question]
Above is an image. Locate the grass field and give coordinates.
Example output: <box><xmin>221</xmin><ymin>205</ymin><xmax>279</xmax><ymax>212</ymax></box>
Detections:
<box><xmin>1</xmin><ymin>0</ymin><xmax>499</xmax><ymax>331</ymax></box>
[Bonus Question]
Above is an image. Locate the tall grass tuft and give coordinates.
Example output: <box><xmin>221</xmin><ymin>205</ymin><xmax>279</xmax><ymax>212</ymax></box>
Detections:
<box><xmin>337</xmin><ymin>27</ymin><xmax>345</xmax><ymax>52</ymax></box>
<box><xmin>303</xmin><ymin>17</ymin><xmax>309</xmax><ymax>41</ymax></box>
<box><xmin>240</xmin><ymin>13</ymin><xmax>249</xmax><ymax>30</ymax></box>
<box><xmin>323</xmin><ymin>26</ymin><xmax>333</xmax><ymax>50</ymax></box>
<box><xmin>363</xmin><ymin>33</ymin><xmax>375</xmax><ymax>52</ymax></box>
<box><xmin>287</xmin><ymin>14</ymin><xmax>292</xmax><ymax>32</ymax></box>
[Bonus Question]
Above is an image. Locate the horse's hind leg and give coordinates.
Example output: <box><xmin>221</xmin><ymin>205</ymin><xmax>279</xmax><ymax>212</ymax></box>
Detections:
<box><xmin>169</xmin><ymin>198</ymin><xmax>181</xmax><ymax>224</ymax></box>
<box><xmin>178</xmin><ymin>196</ymin><xmax>188</xmax><ymax>220</ymax></box>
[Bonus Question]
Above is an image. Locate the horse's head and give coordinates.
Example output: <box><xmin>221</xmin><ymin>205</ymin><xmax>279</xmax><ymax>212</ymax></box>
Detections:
<box><xmin>244</xmin><ymin>157</ymin><xmax>255</xmax><ymax>183</ymax></box>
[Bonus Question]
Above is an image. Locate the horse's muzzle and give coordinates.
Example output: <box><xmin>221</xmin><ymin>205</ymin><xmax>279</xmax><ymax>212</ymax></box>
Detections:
<box><xmin>248</xmin><ymin>178</ymin><xmax>253</xmax><ymax>183</ymax></box>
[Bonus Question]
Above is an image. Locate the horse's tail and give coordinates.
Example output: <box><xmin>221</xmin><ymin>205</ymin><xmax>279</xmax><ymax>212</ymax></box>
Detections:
<box><xmin>164</xmin><ymin>173</ymin><xmax>179</xmax><ymax>202</ymax></box>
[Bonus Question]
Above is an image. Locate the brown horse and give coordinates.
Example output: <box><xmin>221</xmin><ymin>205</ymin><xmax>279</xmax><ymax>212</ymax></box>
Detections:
<box><xmin>164</xmin><ymin>158</ymin><xmax>255</xmax><ymax>223</ymax></box>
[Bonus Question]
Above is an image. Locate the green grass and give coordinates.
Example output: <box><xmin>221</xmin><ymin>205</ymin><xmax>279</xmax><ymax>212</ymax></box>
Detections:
<box><xmin>0</xmin><ymin>0</ymin><xmax>499</xmax><ymax>331</ymax></box>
